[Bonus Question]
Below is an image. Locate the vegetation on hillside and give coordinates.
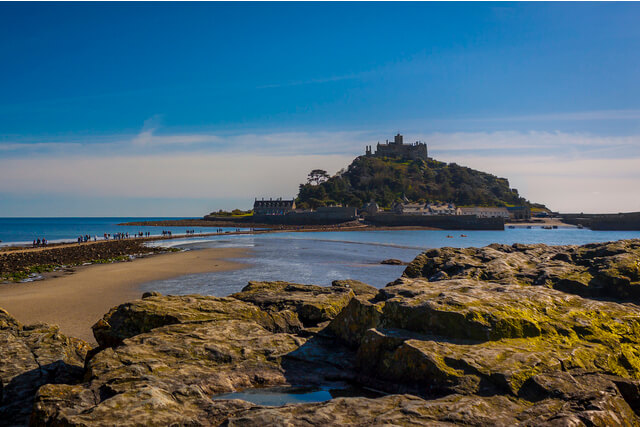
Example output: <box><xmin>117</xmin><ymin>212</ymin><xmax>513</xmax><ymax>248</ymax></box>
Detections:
<box><xmin>296</xmin><ymin>155</ymin><xmax>543</xmax><ymax>210</ymax></box>
<box><xmin>209</xmin><ymin>209</ymin><xmax>253</xmax><ymax>217</ymax></box>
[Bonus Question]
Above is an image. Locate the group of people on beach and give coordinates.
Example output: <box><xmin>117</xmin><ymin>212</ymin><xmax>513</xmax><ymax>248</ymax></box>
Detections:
<box><xmin>213</xmin><ymin>228</ymin><xmax>243</xmax><ymax>233</ymax></box>
<box><xmin>27</xmin><ymin>228</ymin><xmax>246</xmax><ymax>249</ymax></box>
<box><xmin>32</xmin><ymin>238</ymin><xmax>48</xmax><ymax>247</ymax></box>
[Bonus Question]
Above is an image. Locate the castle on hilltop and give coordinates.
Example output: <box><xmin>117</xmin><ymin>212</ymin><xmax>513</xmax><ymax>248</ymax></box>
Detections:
<box><xmin>365</xmin><ymin>133</ymin><xmax>428</xmax><ymax>161</ymax></box>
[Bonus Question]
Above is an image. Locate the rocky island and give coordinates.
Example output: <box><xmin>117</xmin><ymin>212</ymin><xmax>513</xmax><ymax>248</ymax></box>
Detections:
<box><xmin>2</xmin><ymin>240</ymin><xmax>640</xmax><ymax>425</ymax></box>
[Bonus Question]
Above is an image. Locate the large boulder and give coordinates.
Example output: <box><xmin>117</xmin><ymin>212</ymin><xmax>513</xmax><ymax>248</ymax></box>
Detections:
<box><xmin>33</xmin><ymin>287</ymin><xmax>358</xmax><ymax>426</ymax></box>
<box><xmin>92</xmin><ymin>293</ymin><xmax>302</xmax><ymax>348</ymax></box>
<box><xmin>230</xmin><ymin>281</ymin><xmax>355</xmax><ymax>327</ymax></box>
<box><xmin>328</xmin><ymin>277</ymin><xmax>640</xmax><ymax>399</ymax></box>
<box><xmin>0</xmin><ymin>308</ymin><xmax>89</xmax><ymax>426</ymax></box>
<box><xmin>34</xmin><ymin>318</ymin><xmax>304</xmax><ymax>425</ymax></box>
<box><xmin>402</xmin><ymin>240</ymin><xmax>640</xmax><ymax>302</ymax></box>
<box><xmin>330</xmin><ymin>279</ymin><xmax>378</xmax><ymax>299</ymax></box>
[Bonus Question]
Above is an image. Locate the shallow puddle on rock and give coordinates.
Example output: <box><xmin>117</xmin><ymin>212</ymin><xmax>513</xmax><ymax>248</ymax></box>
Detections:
<box><xmin>212</xmin><ymin>385</ymin><xmax>383</xmax><ymax>406</ymax></box>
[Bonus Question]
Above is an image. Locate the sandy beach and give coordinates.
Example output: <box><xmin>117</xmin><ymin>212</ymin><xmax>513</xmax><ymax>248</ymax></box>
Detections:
<box><xmin>0</xmin><ymin>247</ymin><xmax>248</xmax><ymax>345</ymax></box>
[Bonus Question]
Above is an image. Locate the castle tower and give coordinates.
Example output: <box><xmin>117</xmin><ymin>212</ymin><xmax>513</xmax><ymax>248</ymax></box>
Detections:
<box><xmin>367</xmin><ymin>134</ymin><xmax>428</xmax><ymax>161</ymax></box>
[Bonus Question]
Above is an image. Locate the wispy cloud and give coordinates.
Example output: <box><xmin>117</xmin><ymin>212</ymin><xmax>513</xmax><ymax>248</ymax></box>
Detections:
<box><xmin>422</xmin><ymin>131</ymin><xmax>640</xmax><ymax>159</ymax></box>
<box><xmin>466</xmin><ymin>109</ymin><xmax>640</xmax><ymax>122</ymax></box>
<box><xmin>4</xmin><ymin>126</ymin><xmax>640</xmax><ymax>160</ymax></box>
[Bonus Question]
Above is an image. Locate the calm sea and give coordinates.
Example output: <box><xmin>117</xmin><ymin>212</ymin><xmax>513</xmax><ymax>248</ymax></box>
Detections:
<box><xmin>4</xmin><ymin>218</ymin><xmax>640</xmax><ymax>295</ymax></box>
<box><xmin>142</xmin><ymin>227</ymin><xmax>640</xmax><ymax>295</ymax></box>
<box><xmin>0</xmin><ymin>217</ymin><xmax>240</xmax><ymax>246</ymax></box>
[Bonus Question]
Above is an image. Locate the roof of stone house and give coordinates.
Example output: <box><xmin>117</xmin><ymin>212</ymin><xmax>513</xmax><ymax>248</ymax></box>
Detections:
<box><xmin>459</xmin><ymin>206</ymin><xmax>509</xmax><ymax>212</ymax></box>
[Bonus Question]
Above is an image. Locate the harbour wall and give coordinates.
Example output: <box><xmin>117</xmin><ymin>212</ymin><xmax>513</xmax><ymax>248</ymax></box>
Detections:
<box><xmin>561</xmin><ymin>212</ymin><xmax>640</xmax><ymax>230</ymax></box>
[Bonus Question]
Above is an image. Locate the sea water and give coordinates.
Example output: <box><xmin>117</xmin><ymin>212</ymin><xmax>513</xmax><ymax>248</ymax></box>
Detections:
<box><xmin>142</xmin><ymin>227</ymin><xmax>640</xmax><ymax>295</ymax></box>
<box><xmin>212</xmin><ymin>384</ymin><xmax>383</xmax><ymax>406</ymax></box>
<box><xmin>0</xmin><ymin>217</ymin><xmax>242</xmax><ymax>246</ymax></box>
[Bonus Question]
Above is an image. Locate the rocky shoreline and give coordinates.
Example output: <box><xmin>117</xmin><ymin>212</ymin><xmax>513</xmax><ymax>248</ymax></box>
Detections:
<box><xmin>1</xmin><ymin>240</ymin><xmax>640</xmax><ymax>425</ymax></box>
<box><xmin>0</xmin><ymin>240</ymin><xmax>169</xmax><ymax>282</ymax></box>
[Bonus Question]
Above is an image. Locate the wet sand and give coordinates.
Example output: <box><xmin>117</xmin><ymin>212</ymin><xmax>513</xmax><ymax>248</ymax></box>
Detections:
<box><xmin>0</xmin><ymin>247</ymin><xmax>248</xmax><ymax>345</ymax></box>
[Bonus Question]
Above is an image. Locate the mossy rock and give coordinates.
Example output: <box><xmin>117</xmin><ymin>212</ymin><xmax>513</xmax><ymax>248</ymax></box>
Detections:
<box><xmin>402</xmin><ymin>240</ymin><xmax>640</xmax><ymax>303</ymax></box>
<box><xmin>92</xmin><ymin>294</ymin><xmax>302</xmax><ymax>348</ymax></box>
<box><xmin>231</xmin><ymin>281</ymin><xmax>355</xmax><ymax>327</ymax></box>
<box><xmin>328</xmin><ymin>277</ymin><xmax>640</xmax><ymax>400</ymax></box>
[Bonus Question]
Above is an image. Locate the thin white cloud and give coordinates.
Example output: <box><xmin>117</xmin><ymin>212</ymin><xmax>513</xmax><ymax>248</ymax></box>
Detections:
<box><xmin>467</xmin><ymin>109</ymin><xmax>640</xmax><ymax>122</ymax></box>
<box><xmin>423</xmin><ymin>131</ymin><xmax>640</xmax><ymax>157</ymax></box>
<box><xmin>5</xmin><ymin>128</ymin><xmax>640</xmax><ymax>159</ymax></box>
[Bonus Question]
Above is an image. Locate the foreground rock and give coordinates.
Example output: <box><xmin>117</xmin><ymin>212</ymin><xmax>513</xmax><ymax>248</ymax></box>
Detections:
<box><xmin>33</xmin><ymin>284</ymin><xmax>357</xmax><ymax>426</ymax></box>
<box><xmin>230</xmin><ymin>281</ymin><xmax>356</xmax><ymax>327</ymax></box>
<box><xmin>0</xmin><ymin>309</ymin><xmax>89</xmax><ymax>426</ymax></box>
<box><xmin>329</xmin><ymin>278</ymin><xmax>640</xmax><ymax>400</ymax></box>
<box><xmin>380</xmin><ymin>258</ymin><xmax>406</xmax><ymax>265</ymax></box>
<box><xmin>24</xmin><ymin>241</ymin><xmax>640</xmax><ymax>425</ymax></box>
<box><xmin>92</xmin><ymin>293</ymin><xmax>303</xmax><ymax>348</ymax></box>
<box><xmin>222</xmin><ymin>390</ymin><xmax>637</xmax><ymax>426</ymax></box>
<box><xmin>403</xmin><ymin>239</ymin><xmax>640</xmax><ymax>303</ymax></box>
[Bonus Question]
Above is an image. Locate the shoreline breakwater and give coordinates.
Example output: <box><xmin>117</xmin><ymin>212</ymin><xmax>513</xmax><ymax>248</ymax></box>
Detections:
<box><xmin>0</xmin><ymin>239</ymin><xmax>168</xmax><ymax>281</ymax></box>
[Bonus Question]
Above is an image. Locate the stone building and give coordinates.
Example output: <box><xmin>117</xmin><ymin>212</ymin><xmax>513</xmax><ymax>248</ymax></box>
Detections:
<box><xmin>392</xmin><ymin>202</ymin><xmax>458</xmax><ymax>215</ymax></box>
<box><xmin>253</xmin><ymin>198</ymin><xmax>296</xmax><ymax>215</ymax></box>
<box><xmin>365</xmin><ymin>133</ymin><xmax>428</xmax><ymax>161</ymax></box>
<box><xmin>361</xmin><ymin>201</ymin><xmax>380</xmax><ymax>216</ymax></box>
<box><xmin>507</xmin><ymin>206</ymin><xmax>532</xmax><ymax>220</ymax></box>
<box><xmin>459</xmin><ymin>207</ymin><xmax>510</xmax><ymax>219</ymax></box>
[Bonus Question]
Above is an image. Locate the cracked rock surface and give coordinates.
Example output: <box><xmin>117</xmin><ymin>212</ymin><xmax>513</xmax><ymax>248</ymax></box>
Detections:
<box><xmin>2</xmin><ymin>240</ymin><xmax>640</xmax><ymax>425</ymax></box>
<box><xmin>0</xmin><ymin>309</ymin><xmax>89</xmax><ymax>426</ymax></box>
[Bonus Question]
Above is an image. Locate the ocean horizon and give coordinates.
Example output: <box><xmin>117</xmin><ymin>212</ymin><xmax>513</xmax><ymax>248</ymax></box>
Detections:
<box><xmin>0</xmin><ymin>217</ymin><xmax>213</xmax><ymax>246</ymax></box>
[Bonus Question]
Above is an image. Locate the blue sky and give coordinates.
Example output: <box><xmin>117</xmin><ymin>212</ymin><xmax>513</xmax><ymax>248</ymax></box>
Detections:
<box><xmin>1</xmin><ymin>2</ymin><xmax>640</xmax><ymax>216</ymax></box>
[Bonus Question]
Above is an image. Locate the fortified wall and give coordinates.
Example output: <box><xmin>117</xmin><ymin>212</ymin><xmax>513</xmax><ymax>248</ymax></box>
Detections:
<box><xmin>252</xmin><ymin>206</ymin><xmax>358</xmax><ymax>225</ymax></box>
<box><xmin>561</xmin><ymin>211</ymin><xmax>640</xmax><ymax>230</ymax></box>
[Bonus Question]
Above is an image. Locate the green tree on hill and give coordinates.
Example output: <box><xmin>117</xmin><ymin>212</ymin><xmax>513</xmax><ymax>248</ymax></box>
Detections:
<box><xmin>306</xmin><ymin>169</ymin><xmax>330</xmax><ymax>185</ymax></box>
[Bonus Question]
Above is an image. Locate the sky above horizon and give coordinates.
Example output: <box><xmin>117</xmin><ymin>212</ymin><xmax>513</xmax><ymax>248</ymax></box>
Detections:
<box><xmin>1</xmin><ymin>2</ymin><xmax>640</xmax><ymax>216</ymax></box>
